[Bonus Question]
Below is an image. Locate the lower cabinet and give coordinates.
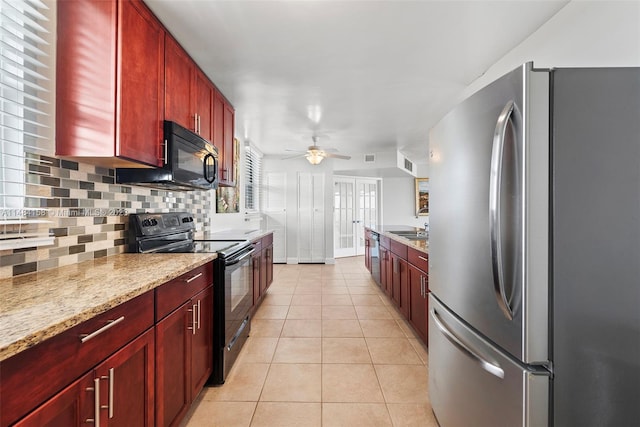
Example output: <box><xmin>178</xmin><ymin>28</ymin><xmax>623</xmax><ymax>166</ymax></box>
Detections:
<box><xmin>4</xmin><ymin>263</ymin><xmax>214</xmax><ymax>427</ymax></box>
<box><xmin>251</xmin><ymin>233</ymin><xmax>275</xmax><ymax>311</ymax></box>
<box><xmin>365</xmin><ymin>234</ymin><xmax>430</xmax><ymax>345</ymax></box>
<box><xmin>390</xmin><ymin>252</ymin><xmax>409</xmax><ymax>318</ymax></box>
<box><xmin>155</xmin><ymin>265</ymin><xmax>213</xmax><ymax>427</ymax></box>
<box><xmin>408</xmin><ymin>263</ymin><xmax>428</xmax><ymax>342</ymax></box>
<box><xmin>14</xmin><ymin>328</ymin><xmax>155</xmax><ymax>427</ymax></box>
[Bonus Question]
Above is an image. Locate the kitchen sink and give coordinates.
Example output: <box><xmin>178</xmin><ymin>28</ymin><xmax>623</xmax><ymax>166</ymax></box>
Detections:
<box><xmin>388</xmin><ymin>230</ymin><xmax>428</xmax><ymax>240</ymax></box>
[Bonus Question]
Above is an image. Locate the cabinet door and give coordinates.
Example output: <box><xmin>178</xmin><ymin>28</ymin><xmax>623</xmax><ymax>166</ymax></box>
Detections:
<box><xmin>252</xmin><ymin>252</ymin><xmax>262</xmax><ymax>307</ymax></box>
<box><xmin>56</xmin><ymin>0</ymin><xmax>117</xmax><ymax>159</ymax></box>
<box><xmin>117</xmin><ymin>0</ymin><xmax>164</xmax><ymax>166</ymax></box>
<box><xmin>380</xmin><ymin>247</ymin><xmax>389</xmax><ymax>295</ymax></box>
<box><xmin>220</xmin><ymin>103</ymin><xmax>235</xmax><ymax>185</ymax></box>
<box><xmin>194</xmin><ymin>70</ymin><xmax>214</xmax><ymax>142</ymax></box>
<box><xmin>390</xmin><ymin>253</ymin><xmax>409</xmax><ymax>317</ymax></box>
<box><xmin>155</xmin><ymin>303</ymin><xmax>190</xmax><ymax>427</ymax></box>
<box><xmin>13</xmin><ymin>372</ymin><xmax>93</xmax><ymax>427</ymax></box>
<box><xmin>409</xmin><ymin>264</ymin><xmax>428</xmax><ymax>342</ymax></box>
<box><xmin>265</xmin><ymin>245</ymin><xmax>274</xmax><ymax>288</ymax></box>
<box><xmin>95</xmin><ymin>328</ymin><xmax>155</xmax><ymax>427</ymax></box>
<box><xmin>364</xmin><ymin>233</ymin><xmax>371</xmax><ymax>271</ymax></box>
<box><xmin>191</xmin><ymin>286</ymin><xmax>213</xmax><ymax>398</ymax></box>
<box><xmin>213</xmin><ymin>91</ymin><xmax>224</xmax><ymax>153</ymax></box>
<box><xmin>165</xmin><ymin>35</ymin><xmax>194</xmax><ymax>131</ymax></box>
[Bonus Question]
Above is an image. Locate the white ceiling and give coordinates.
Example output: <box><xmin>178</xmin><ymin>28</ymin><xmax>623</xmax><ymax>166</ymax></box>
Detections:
<box><xmin>145</xmin><ymin>0</ymin><xmax>569</xmax><ymax>163</ymax></box>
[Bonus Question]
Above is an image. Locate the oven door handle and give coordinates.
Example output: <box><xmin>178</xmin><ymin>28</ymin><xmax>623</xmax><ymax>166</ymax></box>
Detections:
<box><xmin>225</xmin><ymin>248</ymin><xmax>255</xmax><ymax>265</ymax></box>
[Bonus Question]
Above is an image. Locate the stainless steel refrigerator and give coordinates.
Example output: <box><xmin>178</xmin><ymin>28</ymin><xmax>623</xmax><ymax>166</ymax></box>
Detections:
<box><xmin>428</xmin><ymin>63</ymin><xmax>640</xmax><ymax>427</ymax></box>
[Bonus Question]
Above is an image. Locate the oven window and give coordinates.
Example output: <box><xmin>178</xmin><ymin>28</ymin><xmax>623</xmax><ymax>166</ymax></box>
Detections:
<box><xmin>229</xmin><ymin>260</ymin><xmax>251</xmax><ymax>312</ymax></box>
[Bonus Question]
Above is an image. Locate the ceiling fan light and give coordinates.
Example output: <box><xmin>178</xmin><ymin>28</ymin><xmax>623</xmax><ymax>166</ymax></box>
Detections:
<box><xmin>306</xmin><ymin>152</ymin><xmax>324</xmax><ymax>165</ymax></box>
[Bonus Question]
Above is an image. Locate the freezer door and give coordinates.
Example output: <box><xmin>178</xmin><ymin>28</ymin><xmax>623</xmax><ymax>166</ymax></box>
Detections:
<box><xmin>428</xmin><ymin>63</ymin><xmax>549</xmax><ymax>363</ymax></box>
<box><xmin>429</xmin><ymin>295</ymin><xmax>549</xmax><ymax>427</ymax></box>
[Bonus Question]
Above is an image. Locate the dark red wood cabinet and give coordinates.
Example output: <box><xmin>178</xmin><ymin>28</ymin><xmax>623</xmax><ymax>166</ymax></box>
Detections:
<box><xmin>56</xmin><ymin>0</ymin><xmax>164</xmax><ymax>168</ymax></box>
<box><xmin>155</xmin><ymin>264</ymin><xmax>213</xmax><ymax>427</ymax></box>
<box><xmin>164</xmin><ymin>35</ymin><xmax>195</xmax><ymax>131</ymax></box>
<box><xmin>15</xmin><ymin>328</ymin><xmax>155</xmax><ymax>427</ymax></box>
<box><xmin>364</xmin><ymin>230</ymin><xmax>372</xmax><ymax>271</ymax></box>
<box><xmin>7</xmin><ymin>294</ymin><xmax>155</xmax><ymax>427</ymax></box>
<box><xmin>250</xmin><ymin>233</ymin><xmax>275</xmax><ymax>311</ymax></box>
<box><xmin>213</xmin><ymin>91</ymin><xmax>236</xmax><ymax>187</ymax></box>
<box><xmin>408</xmin><ymin>263</ymin><xmax>428</xmax><ymax>342</ymax></box>
<box><xmin>164</xmin><ymin>35</ymin><xmax>214</xmax><ymax>143</ymax></box>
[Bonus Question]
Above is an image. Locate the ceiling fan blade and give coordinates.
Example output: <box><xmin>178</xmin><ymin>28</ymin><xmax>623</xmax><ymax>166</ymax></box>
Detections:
<box><xmin>324</xmin><ymin>153</ymin><xmax>351</xmax><ymax>160</ymax></box>
<box><xmin>282</xmin><ymin>153</ymin><xmax>307</xmax><ymax>160</ymax></box>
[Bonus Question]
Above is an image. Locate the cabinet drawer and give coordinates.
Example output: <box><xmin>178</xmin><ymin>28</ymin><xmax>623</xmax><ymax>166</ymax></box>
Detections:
<box><xmin>408</xmin><ymin>247</ymin><xmax>428</xmax><ymax>273</ymax></box>
<box><xmin>252</xmin><ymin>239</ymin><xmax>262</xmax><ymax>252</ymax></box>
<box><xmin>390</xmin><ymin>240</ymin><xmax>408</xmax><ymax>259</ymax></box>
<box><xmin>262</xmin><ymin>233</ymin><xmax>273</xmax><ymax>247</ymax></box>
<box><xmin>380</xmin><ymin>235</ymin><xmax>390</xmax><ymax>249</ymax></box>
<box><xmin>155</xmin><ymin>263</ymin><xmax>213</xmax><ymax>321</ymax></box>
<box><xmin>1</xmin><ymin>291</ymin><xmax>154</xmax><ymax>426</ymax></box>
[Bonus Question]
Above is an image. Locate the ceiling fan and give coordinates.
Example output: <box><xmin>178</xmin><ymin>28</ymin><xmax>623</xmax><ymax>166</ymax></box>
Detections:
<box><xmin>283</xmin><ymin>136</ymin><xmax>351</xmax><ymax>165</ymax></box>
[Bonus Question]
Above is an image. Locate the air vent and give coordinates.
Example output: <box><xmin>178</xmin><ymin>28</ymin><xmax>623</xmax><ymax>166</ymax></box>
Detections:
<box><xmin>404</xmin><ymin>158</ymin><xmax>414</xmax><ymax>172</ymax></box>
<box><xmin>364</xmin><ymin>154</ymin><xmax>376</xmax><ymax>163</ymax></box>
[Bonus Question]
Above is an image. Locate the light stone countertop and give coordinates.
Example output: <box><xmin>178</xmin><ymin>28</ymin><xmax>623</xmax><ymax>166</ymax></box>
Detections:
<box><xmin>0</xmin><ymin>253</ymin><xmax>217</xmax><ymax>362</ymax></box>
<box><xmin>367</xmin><ymin>225</ymin><xmax>429</xmax><ymax>255</ymax></box>
<box><xmin>201</xmin><ymin>229</ymin><xmax>274</xmax><ymax>242</ymax></box>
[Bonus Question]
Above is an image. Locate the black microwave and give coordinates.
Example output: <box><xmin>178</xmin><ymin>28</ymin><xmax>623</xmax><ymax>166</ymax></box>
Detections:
<box><xmin>116</xmin><ymin>121</ymin><xmax>218</xmax><ymax>191</ymax></box>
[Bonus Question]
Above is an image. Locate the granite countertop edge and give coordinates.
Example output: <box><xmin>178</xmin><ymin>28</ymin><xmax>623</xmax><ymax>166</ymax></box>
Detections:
<box><xmin>366</xmin><ymin>225</ymin><xmax>429</xmax><ymax>255</ymax></box>
<box><xmin>0</xmin><ymin>252</ymin><xmax>217</xmax><ymax>362</ymax></box>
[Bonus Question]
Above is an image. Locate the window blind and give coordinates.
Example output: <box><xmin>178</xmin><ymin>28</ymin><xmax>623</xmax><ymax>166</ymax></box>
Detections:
<box><xmin>244</xmin><ymin>142</ymin><xmax>262</xmax><ymax>214</ymax></box>
<box><xmin>0</xmin><ymin>0</ymin><xmax>54</xmax><ymax>249</ymax></box>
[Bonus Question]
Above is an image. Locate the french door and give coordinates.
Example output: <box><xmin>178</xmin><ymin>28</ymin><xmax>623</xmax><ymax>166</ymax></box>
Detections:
<box><xmin>333</xmin><ymin>177</ymin><xmax>379</xmax><ymax>258</ymax></box>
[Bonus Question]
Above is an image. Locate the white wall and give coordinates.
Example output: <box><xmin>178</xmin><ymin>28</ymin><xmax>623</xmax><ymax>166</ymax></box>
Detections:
<box><xmin>382</xmin><ymin>159</ymin><xmax>431</xmax><ymax>229</ymax></box>
<box><xmin>460</xmin><ymin>1</ymin><xmax>640</xmax><ymax>100</ymax></box>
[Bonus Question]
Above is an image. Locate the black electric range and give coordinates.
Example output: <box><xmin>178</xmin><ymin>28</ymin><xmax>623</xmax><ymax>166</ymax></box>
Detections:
<box><xmin>128</xmin><ymin>212</ymin><xmax>254</xmax><ymax>385</ymax></box>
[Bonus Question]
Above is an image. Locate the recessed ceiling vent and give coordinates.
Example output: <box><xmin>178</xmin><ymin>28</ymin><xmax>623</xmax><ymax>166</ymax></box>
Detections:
<box><xmin>364</xmin><ymin>154</ymin><xmax>376</xmax><ymax>163</ymax></box>
<box><xmin>404</xmin><ymin>158</ymin><xmax>413</xmax><ymax>173</ymax></box>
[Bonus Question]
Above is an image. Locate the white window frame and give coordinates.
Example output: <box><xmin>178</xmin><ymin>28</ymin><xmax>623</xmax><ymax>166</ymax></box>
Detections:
<box><xmin>0</xmin><ymin>0</ymin><xmax>55</xmax><ymax>249</ymax></box>
<box><xmin>244</xmin><ymin>142</ymin><xmax>262</xmax><ymax>214</ymax></box>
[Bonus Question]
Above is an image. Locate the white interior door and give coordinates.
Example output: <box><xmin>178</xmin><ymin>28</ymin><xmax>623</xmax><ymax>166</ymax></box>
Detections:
<box><xmin>298</xmin><ymin>172</ymin><xmax>325</xmax><ymax>263</ymax></box>
<box><xmin>334</xmin><ymin>177</ymin><xmax>379</xmax><ymax>258</ymax></box>
<box><xmin>264</xmin><ymin>172</ymin><xmax>287</xmax><ymax>263</ymax></box>
<box><xmin>357</xmin><ymin>179</ymin><xmax>379</xmax><ymax>254</ymax></box>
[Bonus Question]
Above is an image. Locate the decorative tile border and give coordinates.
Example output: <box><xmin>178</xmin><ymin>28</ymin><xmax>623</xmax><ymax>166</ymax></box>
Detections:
<box><xmin>0</xmin><ymin>155</ymin><xmax>214</xmax><ymax>278</ymax></box>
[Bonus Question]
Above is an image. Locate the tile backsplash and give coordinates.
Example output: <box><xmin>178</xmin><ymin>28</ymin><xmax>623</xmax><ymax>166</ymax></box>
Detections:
<box><xmin>0</xmin><ymin>155</ymin><xmax>215</xmax><ymax>278</ymax></box>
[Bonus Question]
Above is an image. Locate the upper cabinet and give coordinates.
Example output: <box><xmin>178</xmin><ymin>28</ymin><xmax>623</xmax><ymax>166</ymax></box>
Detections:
<box><xmin>164</xmin><ymin>37</ymin><xmax>214</xmax><ymax>143</ymax></box>
<box><xmin>212</xmin><ymin>90</ymin><xmax>235</xmax><ymax>187</ymax></box>
<box><xmin>56</xmin><ymin>0</ymin><xmax>165</xmax><ymax>168</ymax></box>
<box><xmin>56</xmin><ymin>0</ymin><xmax>237</xmax><ymax>179</ymax></box>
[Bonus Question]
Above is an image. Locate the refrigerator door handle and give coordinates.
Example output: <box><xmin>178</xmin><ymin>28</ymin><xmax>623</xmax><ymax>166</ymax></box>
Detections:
<box><xmin>431</xmin><ymin>308</ymin><xmax>505</xmax><ymax>379</ymax></box>
<box><xmin>489</xmin><ymin>100</ymin><xmax>515</xmax><ymax>321</ymax></box>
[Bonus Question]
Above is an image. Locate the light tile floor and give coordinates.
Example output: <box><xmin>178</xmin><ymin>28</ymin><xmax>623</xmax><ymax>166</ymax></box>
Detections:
<box><xmin>181</xmin><ymin>256</ymin><xmax>439</xmax><ymax>427</ymax></box>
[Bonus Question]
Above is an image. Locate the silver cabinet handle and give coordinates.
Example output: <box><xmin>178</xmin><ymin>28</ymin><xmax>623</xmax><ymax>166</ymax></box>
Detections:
<box><xmin>163</xmin><ymin>139</ymin><xmax>168</xmax><ymax>165</ymax></box>
<box><xmin>108</xmin><ymin>368</ymin><xmax>114</xmax><ymax>418</ymax></box>
<box><xmin>185</xmin><ymin>272</ymin><xmax>203</xmax><ymax>283</ymax></box>
<box><xmin>197</xmin><ymin>299</ymin><xmax>201</xmax><ymax>330</ymax></box>
<box><xmin>80</xmin><ymin>316</ymin><xmax>125</xmax><ymax>343</ymax></box>
<box><xmin>421</xmin><ymin>276</ymin><xmax>425</xmax><ymax>297</ymax></box>
<box><xmin>194</xmin><ymin>114</ymin><xmax>198</xmax><ymax>134</ymax></box>
<box><xmin>86</xmin><ymin>377</ymin><xmax>101</xmax><ymax>426</ymax></box>
<box><xmin>418</xmin><ymin>255</ymin><xmax>428</xmax><ymax>262</ymax></box>
<box><xmin>489</xmin><ymin>100</ymin><xmax>516</xmax><ymax>321</ymax></box>
<box><xmin>431</xmin><ymin>308</ymin><xmax>505</xmax><ymax>379</ymax></box>
<box><xmin>188</xmin><ymin>304</ymin><xmax>197</xmax><ymax>335</ymax></box>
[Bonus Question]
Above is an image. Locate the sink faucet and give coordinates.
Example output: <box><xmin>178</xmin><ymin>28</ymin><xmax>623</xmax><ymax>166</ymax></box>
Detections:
<box><xmin>415</xmin><ymin>207</ymin><xmax>429</xmax><ymax>218</ymax></box>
